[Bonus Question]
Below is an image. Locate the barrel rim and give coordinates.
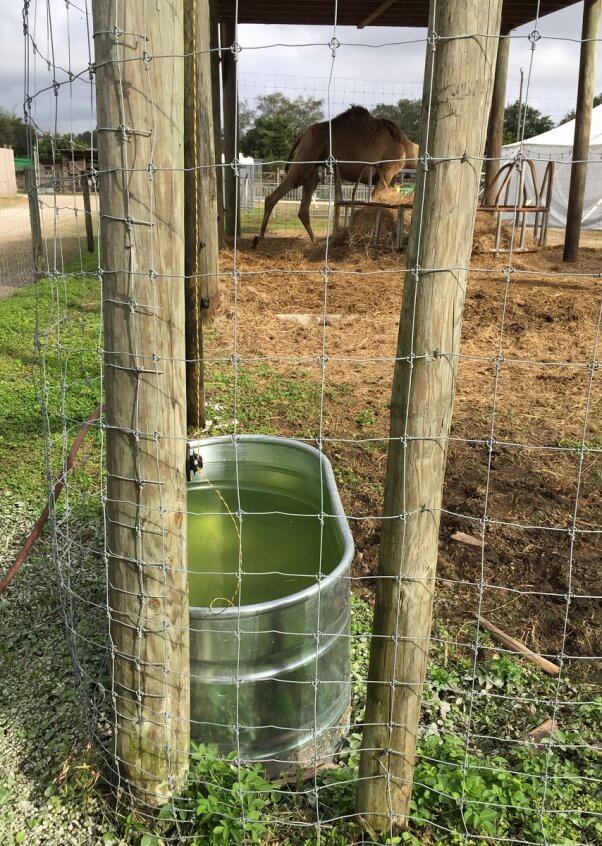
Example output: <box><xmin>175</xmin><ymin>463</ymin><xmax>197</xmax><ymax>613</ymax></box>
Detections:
<box><xmin>187</xmin><ymin>435</ymin><xmax>354</xmax><ymax>619</ymax></box>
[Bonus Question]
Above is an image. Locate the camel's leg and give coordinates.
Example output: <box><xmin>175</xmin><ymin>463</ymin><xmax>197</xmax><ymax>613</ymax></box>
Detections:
<box><xmin>374</xmin><ymin>158</ymin><xmax>406</xmax><ymax>197</ymax></box>
<box><xmin>333</xmin><ymin>167</ymin><xmax>342</xmax><ymax>233</ymax></box>
<box><xmin>298</xmin><ymin>171</ymin><xmax>320</xmax><ymax>244</ymax></box>
<box><xmin>253</xmin><ymin>171</ymin><xmax>300</xmax><ymax>248</ymax></box>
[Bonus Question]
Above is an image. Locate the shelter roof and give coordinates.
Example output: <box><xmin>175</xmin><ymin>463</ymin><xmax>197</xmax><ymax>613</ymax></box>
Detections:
<box><xmin>217</xmin><ymin>1</ymin><xmax>581</xmax><ymax>34</ymax></box>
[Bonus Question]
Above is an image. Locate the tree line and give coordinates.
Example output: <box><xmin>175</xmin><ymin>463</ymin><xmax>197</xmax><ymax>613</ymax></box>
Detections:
<box><xmin>0</xmin><ymin>109</ymin><xmax>94</xmax><ymax>160</ymax></box>
<box><xmin>1</xmin><ymin>93</ymin><xmax>599</xmax><ymax>164</ymax></box>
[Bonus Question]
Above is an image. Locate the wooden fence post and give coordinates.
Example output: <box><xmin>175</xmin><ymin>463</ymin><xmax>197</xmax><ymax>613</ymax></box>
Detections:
<box><xmin>184</xmin><ymin>0</ymin><xmax>204</xmax><ymax>429</ymax></box>
<box><xmin>196</xmin><ymin>0</ymin><xmax>220</xmax><ymax>319</ymax></box>
<box><xmin>483</xmin><ymin>34</ymin><xmax>510</xmax><ymax>207</ymax></box>
<box><xmin>28</xmin><ymin>150</ymin><xmax>42</xmax><ymax>274</ymax></box>
<box><xmin>184</xmin><ymin>0</ymin><xmax>220</xmax><ymax>429</ymax></box>
<box><xmin>210</xmin><ymin>0</ymin><xmax>225</xmax><ymax>248</ymax></box>
<box><xmin>80</xmin><ymin>172</ymin><xmax>94</xmax><ymax>253</ymax></box>
<box><xmin>563</xmin><ymin>0</ymin><xmax>601</xmax><ymax>262</ymax></box>
<box><xmin>92</xmin><ymin>0</ymin><xmax>189</xmax><ymax>806</ymax></box>
<box><xmin>221</xmin><ymin>19</ymin><xmax>240</xmax><ymax>239</ymax></box>
<box><xmin>357</xmin><ymin>0</ymin><xmax>503</xmax><ymax>830</ymax></box>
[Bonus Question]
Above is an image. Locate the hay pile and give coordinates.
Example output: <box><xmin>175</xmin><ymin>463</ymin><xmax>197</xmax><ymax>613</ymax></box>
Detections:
<box><xmin>472</xmin><ymin>213</ymin><xmax>536</xmax><ymax>254</ymax></box>
<box><xmin>345</xmin><ymin>205</ymin><xmax>537</xmax><ymax>255</ymax></box>
<box><xmin>348</xmin><ymin>186</ymin><xmax>410</xmax><ymax>250</ymax></box>
<box><xmin>337</xmin><ymin>189</ymin><xmax>538</xmax><ymax>255</ymax></box>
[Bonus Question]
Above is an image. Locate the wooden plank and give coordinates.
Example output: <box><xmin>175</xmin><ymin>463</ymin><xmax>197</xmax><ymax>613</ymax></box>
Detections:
<box><xmin>184</xmin><ymin>0</ymin><xmax>220</xmax><ymax>430</ymax></box>
<box><xmin>80</xmin><ymin>172</ymin><xmax>94</xmax><ymax>253</ymax></box>
<box><xmin>483</xmin><ymin>36</ymin><xmax>510</xmax><ymax>207</ymax></box>
<box><xmin>451</xmin><ymin>531</ymin><xmax>482</xmax><ymax>547</ymax></box>
<box><xmin>210</xmin><ymin>0</ymin><xmax>225</xmax><ymax>248</ymax></box>
<box><xmin>197</xmin><ymin>0</ymin><xmax>220</xmax><ymax>320</ymax></box>
<box><xmin>357</xmin><ymin>0</ymin><xmax>503</xmax><ymax>831</ymax></box>
<box><xmin>92</xmin><ymin>0</ymin><xmax>189</xmax><ymax>807</ymax></box>
<box><xmin>358</xmin><ymin>0</ymin><xmax>397</xmax><ymax>29</ymax></box>
<box><xmin>563</xmin><ymin>0</ymin><xmax>601</xmax><ymax>262</ymax></box>
<box><xmin>477</xmin><ymin>616</ymin><xmax>561</xmax><ymax>675</ymax></box>
<box><xmin>528</xmin><ymin>718</ymin><xmax>558</xmax><ymax>747</ymax></box>
<box><xmin>221</xmin><ymin>19</ymin><xmax>240</xmax><ymax>239</ymax></box>
<box><xmin>27</xmin><ymin>156</ymin><xmax>42</xmax><ymax>275</ymax></box>
<box><xmin>184</xmin><ymin>0</ymin><xmax>205</xmax><ymax>430</ymax></box>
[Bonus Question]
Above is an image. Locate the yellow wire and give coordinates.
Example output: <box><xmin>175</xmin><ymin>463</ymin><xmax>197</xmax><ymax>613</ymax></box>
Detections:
<box><xmin>193</xmin><ymin>465</ymin><xmax>242</xmax><ymax>612</ymax></box>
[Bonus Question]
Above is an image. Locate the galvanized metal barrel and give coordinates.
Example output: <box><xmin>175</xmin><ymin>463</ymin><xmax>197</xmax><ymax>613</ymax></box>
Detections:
<box><xmin>187</xmin><ymin>436</ymin><xmax>353</xmax><ymax>769</ymax></box>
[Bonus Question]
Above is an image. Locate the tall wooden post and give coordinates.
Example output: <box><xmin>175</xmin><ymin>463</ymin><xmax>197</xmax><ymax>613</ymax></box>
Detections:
<box><xmin>211</xmin><ymin>1</ymin><xmax>225</xmax><ymax>248</ymax></box>
<box><xmin>92</xmin><ymin>0</ymin><xmax>189</xmax><ymax>806</ymax></box>
<box><xmin>80</xmin><ymin>172</ymin><xmax>94</xmax><ymax>253</ymax></box>
<box><xmin>184</xmin><ymin>0</ymin><xmax>213</xmax><ymax>430</ymax></box>
<box><xmin>28</xmin><ymin>149</ymin><xmax>42</xmax><ymax>274</ymax></box>
<box><xmin>221</xmin><ymin>19</ymin><xmax>239</xmax><ymax>239</ymax></box>
<box><xmin>357</xmin><ymin>0</ymin><xmax>503</xmax><ymax>830</ymax></box>
<box><xmin>483</xmin><ymin>34</ymin><xmax>510</xmax><ymax>206</ymax></box>
<box><xmin>563</xmin><ymin>0</ymin><xmax>601</xmax><ymax>262</ymax></box>
<box><xmin>197</xmin><ymin>0</ymin><xmax>220</xmax><ymax>318</ymax></box>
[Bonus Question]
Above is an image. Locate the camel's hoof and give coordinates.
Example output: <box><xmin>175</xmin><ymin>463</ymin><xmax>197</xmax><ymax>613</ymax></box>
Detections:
<box><xmin>252</xmin><ymin>236</ymin><xmax>260</xmax><ymax>250</ymax></box>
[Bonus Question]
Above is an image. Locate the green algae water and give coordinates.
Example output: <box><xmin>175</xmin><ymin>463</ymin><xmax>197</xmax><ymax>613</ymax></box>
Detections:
<box><xmin>187</xmin><ymin>438</ymin><xmax>353</xmax><ymax>764</ymax></box>
<box><xmin>187</xmin><ymin>483</ymin><xmax>341</xmax><ymax>608</ymax></box>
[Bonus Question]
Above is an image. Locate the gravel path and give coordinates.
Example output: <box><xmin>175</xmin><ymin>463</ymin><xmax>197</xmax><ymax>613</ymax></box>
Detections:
<box><xmin>0</xmin><ymin>195</ymin><xmax>98</xmax><ymax>300</ymax></box>
<box><xmin>0</xmin><ymin>495</ymin><xmax>121</xmax><ymax>845</ymax></box>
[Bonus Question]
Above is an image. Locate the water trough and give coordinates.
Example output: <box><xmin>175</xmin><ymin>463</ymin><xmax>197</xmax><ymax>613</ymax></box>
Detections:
<box><xmin>187</xmin><ymin>435</ymin><xmax>353</xmax><ymax>771</ymax></box>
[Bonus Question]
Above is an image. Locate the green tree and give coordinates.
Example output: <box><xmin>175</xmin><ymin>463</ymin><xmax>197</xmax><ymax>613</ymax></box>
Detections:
<box><xmin>372</xmin><ymin>97</ymin><xmax>421</xmax><ymax>140</ymax></box>
<box><xmin>503</xmin><ymin>101</ymin><xmax>554</xmax><ymax>144</ymax></box>
<box><xmin>240</xmin><ymin>92</ymin><xmax>323</xmax><ymax>161</ymax></box>
<box><xmin>0</xmin><ymin>109</ymin><xmax>29</xmax><ymax>156</ymax></box>
<box><xmin>558</xmin><ymin>92</ymin><xmax>602</xmax><ymax>125</ymax></box>
<box><xmin>238</xmin><ymin>100</ymin><xmax>255</xmax><ymax>136</ymax></box>
<box><xmin>37</xmin><ymin>131</ymin><xmax>95</xmax><ymax>162</ymax></box>
<box><xmin>241</xmin><ymin>113</ymin><xmax>297</xmax><ymax>162</ymax></box>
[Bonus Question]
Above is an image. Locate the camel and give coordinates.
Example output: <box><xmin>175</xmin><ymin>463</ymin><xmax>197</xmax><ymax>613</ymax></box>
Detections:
<box><xmin>252</xmin><ymin>105</ymin><xmax>419</xmax><ymax>247</ymax></box>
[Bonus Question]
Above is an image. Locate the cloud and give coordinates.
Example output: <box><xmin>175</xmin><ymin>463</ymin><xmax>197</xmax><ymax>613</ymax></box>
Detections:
<box><xmin>2</xmin><ymin>2</ymin><xmax>94</xmax><ymax>133</ymax></box>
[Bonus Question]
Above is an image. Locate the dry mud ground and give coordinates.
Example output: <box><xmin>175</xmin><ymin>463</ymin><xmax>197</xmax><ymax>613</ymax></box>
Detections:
<box><xmin>207</xmin><ymin>227</ymin><xmax>601</xmax><ymax>675</ymax></box>
<box><xmin>0</xmin><ymin>194</ymin><xmax>98</xmax><ymax>299</ymax></box>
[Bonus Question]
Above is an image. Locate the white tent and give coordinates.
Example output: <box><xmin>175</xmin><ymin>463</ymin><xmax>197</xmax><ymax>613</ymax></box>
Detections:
<box><xmin>502</xmin><ymin>104</ymin><xmax>602</xmax><ymax>230</ymax></box>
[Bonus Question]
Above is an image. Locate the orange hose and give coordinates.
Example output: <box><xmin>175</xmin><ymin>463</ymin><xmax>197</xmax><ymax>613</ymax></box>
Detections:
<box><xmin>0</xmin><ymin>403</ymin><xmax>104</xmax><ymax>595</ymax></box>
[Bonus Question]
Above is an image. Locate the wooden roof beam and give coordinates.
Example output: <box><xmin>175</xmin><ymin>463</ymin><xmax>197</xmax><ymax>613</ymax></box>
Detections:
<box><xmin>358</xmin><ymin>0</ymin><xmax>397</xmax><ymax>29</ymax></box>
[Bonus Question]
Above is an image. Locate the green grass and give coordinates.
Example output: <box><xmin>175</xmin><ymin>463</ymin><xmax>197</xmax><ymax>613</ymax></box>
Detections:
<box><xmin>0</xmin><ymin>251</ymin><xmax>101</xmax><ymax>502</ymax></box>
<box><xmin>147</xmin><ymin>598</ymin><xmax>602</xmax><ymax>846</ymax></box>
<box><xmin>241</xmin><ymin>208</ymin><xmax>329</xmax><ymax>236</ymax></box>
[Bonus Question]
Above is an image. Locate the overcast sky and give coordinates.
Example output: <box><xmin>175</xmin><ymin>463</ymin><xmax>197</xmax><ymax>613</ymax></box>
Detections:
<box><xmin>2</xmin><ymin>2</ymin><xmax>601</xmax><ymax>135</ymax></box>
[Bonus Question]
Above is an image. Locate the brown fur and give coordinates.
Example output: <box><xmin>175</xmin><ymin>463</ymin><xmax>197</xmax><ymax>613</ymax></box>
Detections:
<box><xmin>253</xmin><ymin>106</ymin><xmax>419</xmax><ymax>246</ymax></box>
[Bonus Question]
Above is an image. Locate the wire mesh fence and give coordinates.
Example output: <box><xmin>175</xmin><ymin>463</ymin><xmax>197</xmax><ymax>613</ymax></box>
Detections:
<box><xmin>238</xmin><ymin>70</ymin><xmax>587</xmax><ymax>129</ymax></box>
<box><xmin>9</xmin><ymin>0</ymin><xmax>602</xmax><ymax>844</ymax></box>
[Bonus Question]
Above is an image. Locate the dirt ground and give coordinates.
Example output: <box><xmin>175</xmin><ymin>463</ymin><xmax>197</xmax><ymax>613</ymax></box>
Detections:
<box><xmin>206</xmin><ymin>223</ymin><xmax>601</xmax><ymax>672</ymax></box>
<box><xmin>0</xmin><ymin>194</ymin><xmax>98</xmax><ymax>299</ymax></box>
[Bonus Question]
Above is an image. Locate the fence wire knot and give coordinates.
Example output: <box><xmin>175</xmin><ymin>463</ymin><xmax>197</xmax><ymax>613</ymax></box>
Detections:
<box><xmin>428</xmin><ymin>30</ymin><xmax>439</xmax><ymax>50</ymax></box>
<box><xmin>513</xmin><ymin>149</ymin><xmax>525</xmax><ymax>170</ymax></box>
